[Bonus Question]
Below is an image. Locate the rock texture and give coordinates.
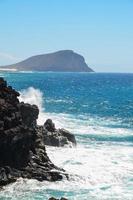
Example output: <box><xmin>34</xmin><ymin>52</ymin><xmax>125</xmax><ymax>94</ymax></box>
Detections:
<box><xmin>1</xmin><ymin>50</ymin><xmax>93</xmax><ymax>72</ymax></box>
<box><xmin>49</xmin><ymin>197</ymin><xmax>68</xmax><ymax>200</ymax></box>
<box><xmin>37</xmin><ymin>119</ymin><xmax>76</xmax><ymax>147</ymax></box>
<box><xmin>0</xmin><ymin>78</ymin><xmax>67</xmax><ymax>186</ymax></box>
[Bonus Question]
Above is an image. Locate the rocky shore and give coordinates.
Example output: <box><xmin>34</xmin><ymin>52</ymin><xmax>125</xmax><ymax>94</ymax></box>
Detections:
<box><xmin>0</xmin><ymin>78</ymin><xmax>76</xmax><ymax>186</ymax></box>
<box><xmin>49</xmin><ymin>197</ymin><xmax>68</xmax><ymax>200</ymax></box>
<box><xmin>38</xmin><ymin>119</ymin><xmax>76</xmax><ymax>147</ymax></box>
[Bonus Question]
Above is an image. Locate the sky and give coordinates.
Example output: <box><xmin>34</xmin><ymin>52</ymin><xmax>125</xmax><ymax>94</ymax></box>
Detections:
<box><xmin>0</xmin><ymin>0</ymin><xmax>133</xmax><ymax>72</ymax></box>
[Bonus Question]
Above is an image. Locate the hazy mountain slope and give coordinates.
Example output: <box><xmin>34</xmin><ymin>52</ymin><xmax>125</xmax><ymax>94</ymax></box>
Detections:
<box><xmin>1</xmin><ymin>50</ymin><xmax>93</xmax><ymax>72</ymax></box>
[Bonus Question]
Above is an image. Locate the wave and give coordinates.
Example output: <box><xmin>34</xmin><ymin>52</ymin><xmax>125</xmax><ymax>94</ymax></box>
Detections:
<box><xmin>19</xmin><ymin>87</ymin><xmax>46</xmax><ymax>124</ymax></box>
<box><xmin>1</xmin><ymin>143</ymin><xmax>133</xmax><ymax>200</ymax></box>
<box><xmin>18</xmin><ymin>87</ymin><xmax>133</xmax><ymax>139</ymax></box>
<box><xmin>1</xmin><ymin>86</ymin><xmax>133</xmax><ymax>199</ymax></box>
<box><xmin>46</xmin><ymin>99</ymin><xmax>73</xmax><ymax>104</ymax></box>
<box><xmin>0</xmin><ymin>73</ymin><xmax>5</xmax><ymax>77</ymax></box>
<box><xmin>19</xmin><ymin>87</ymin><xmax>44</xmax><ymax>111</ymax></box>
<box><xmin>19</xmin><ymin>71</ymin><xmax>34</xmax><ymax>73</ymax></box>
<box><xmin>78</xmin><ymin>133</ymin><xmax>133</xmax><ymax>144</ymax></box>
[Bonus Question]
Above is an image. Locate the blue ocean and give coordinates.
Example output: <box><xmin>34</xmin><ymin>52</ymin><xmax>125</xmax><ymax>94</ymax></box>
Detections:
<box><xmin>0</xmin><ymin>72</ymin><xmax>133</xmax><ymax>200</ymax></box>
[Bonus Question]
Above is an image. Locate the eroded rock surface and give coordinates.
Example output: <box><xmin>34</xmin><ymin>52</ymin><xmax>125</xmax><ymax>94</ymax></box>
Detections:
<box><xmin>0</xmin><ymin>78</ymin><xmax>66</xmax><ymax>186</ymax></box>
<box><xmin>37</xmin><ymin>119</ymin><xmax>76</xmax><ymax>147</ymax></box>
<box><xmin>49</xmin><ymin>197</ymin><xmax>68</xmax><ymax>200</ymax></box>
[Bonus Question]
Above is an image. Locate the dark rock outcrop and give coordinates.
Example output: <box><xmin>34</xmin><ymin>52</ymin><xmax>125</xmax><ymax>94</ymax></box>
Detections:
<box><xmin>19</xmin><ymin>102</ymin><xmax>39</xmax><ymax>128</ymax></box>
<box><xmin>0</xmin><ymin>78</ymin><xmax>67</xmax><ymax>186</ymax></box>
<box><xmin>49</xmin><ymin>197</ymin><xmax>68</xmax><ymax>200</ymax></box>
<box><xmin>1</xmin><ymin>50</ymin><xmax>93</xmax><ymax>72</ymax></box>
<box><xmin>44</xmin><ymin>119</ymin><xmax>56</xmax><ymax>132</ymax></box>
<box><xmin>37</xmin><ymin>119</ymin><xmax>76</xmax><ymax>147</ymax></box>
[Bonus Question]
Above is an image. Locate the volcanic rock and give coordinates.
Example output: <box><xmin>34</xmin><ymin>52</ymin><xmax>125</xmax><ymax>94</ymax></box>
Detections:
<box><xmin>49</xmin><ymin>198</ymin><xmax>68</xmax><ymax>200</ymax></box>
<box><xmin>37</xmin><ymin>119</ymin><xmax>76</xmax><ymax>147</ymax></box>
<box><xmin>0</xmin><ymin>78</ymin><xmax>66</xmax><ymax>186</ymax></box>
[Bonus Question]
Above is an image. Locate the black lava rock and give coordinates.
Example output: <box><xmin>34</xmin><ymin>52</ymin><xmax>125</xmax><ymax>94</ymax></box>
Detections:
<box><xmin>0</xmin><ymin>78</ymin><xmax>67</xmax><ymax>186</ymax></box>
<box><xmin>37</xmin><ymin>119</ymin><xmax>76</xmax><ymax>147</ymax></box>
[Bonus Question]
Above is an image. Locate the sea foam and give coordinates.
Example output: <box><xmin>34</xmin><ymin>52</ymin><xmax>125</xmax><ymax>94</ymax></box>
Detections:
<box><xmin>16</xmin><ymin>86</ymin><xmax>133</xmax><ymax>200</ymax></box>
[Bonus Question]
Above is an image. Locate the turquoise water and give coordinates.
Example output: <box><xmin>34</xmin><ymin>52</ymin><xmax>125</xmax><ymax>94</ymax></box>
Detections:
<box><xmin>0</xmin><ymin>72</ymin><xmax>133</xmax><ymax>200</ymax></box>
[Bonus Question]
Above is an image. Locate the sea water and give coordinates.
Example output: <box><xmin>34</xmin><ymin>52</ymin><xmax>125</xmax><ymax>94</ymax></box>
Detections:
<box><xmin>0</xmin><ymin>72</ymin><xmax>133</xmax><ymax>200</ymax></box>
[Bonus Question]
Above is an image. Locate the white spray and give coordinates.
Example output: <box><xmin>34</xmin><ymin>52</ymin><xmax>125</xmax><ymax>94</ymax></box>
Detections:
<box><xmin>18</xmin><ymin>87</ymin><xmax>45</xmax><ymax>125</ymax></box>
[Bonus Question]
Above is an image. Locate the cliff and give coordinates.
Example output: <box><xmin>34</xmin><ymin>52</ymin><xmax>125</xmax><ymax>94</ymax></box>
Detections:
<box><xmin>0</xmin><ymin>78</ymin><xmax>70</xmax><ymax>186</ymax></box>
<box><xmin>1</xmin><ymin>50</ymin><xmax>93</xmax><ymax>72</ymax></box>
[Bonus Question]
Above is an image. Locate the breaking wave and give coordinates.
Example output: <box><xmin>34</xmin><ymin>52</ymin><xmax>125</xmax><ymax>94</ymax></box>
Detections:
<box><xmin>14</xmin><ymin>87</ymin><xmax>133</xmax><ymax>199</ymax></box>
<box><xmin>18</xmin><ymin>87</ymin><xmax>133</xmax><ymax>142</ymax></box>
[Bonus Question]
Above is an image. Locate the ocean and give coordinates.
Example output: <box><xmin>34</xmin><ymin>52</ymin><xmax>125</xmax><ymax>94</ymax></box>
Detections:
<box><xmin>0</xmin><ymin>72</ymin><xmax>133</xmax><ymax>200</ymax></box>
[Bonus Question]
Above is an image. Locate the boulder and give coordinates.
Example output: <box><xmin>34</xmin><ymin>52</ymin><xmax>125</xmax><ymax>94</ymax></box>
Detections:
<box><xmin>37</xmin><ymin>119</ymin><xmax>76</xmax><ymax>147</ymax></box>
<box><xmin>44</xmin><ymin>119</ymin><xmax>56</xmax><ymax>132</ymax></box>
<box><xmin>49</xmin><ymin>198</ymin><xmax>68</xmax><ymax>200</ymax></box>
<box><xmin>58</xmin><ymin>128</ymin><xmax>76</xmax><ymax>145</ymax></box>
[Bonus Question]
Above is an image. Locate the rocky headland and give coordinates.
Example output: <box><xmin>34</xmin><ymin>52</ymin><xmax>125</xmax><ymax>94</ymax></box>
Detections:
<box><xmin>0</xmin><ymin>50</ymin><xmax>93</xmax><ymax>72</ymax></box>
<box><xmin>0</xmin><ymin>78</ymin><xmax>76</xmax><ymax>186</ymax></box>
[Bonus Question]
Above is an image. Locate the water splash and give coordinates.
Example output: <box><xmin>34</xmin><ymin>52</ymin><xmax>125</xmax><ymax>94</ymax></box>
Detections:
<box><xmin>19</xmin><ymin>87</ymin><xmax>46</xmax><ymax>125</ymax></box>
<box><xmin>15</xmin><ymin>86</ymin><xmax>133</xmax><ymax>200</ymax></box>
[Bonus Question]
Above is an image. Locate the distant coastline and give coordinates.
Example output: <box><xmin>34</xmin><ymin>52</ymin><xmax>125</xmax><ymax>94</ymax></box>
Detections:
<box><xmin>0</xmin><ymin>50</ymin><xmax>93</xmax><ymax>72</ymax></box>
<box><xmin>0</xmin><ymin>68</ymin><xmax>17</xmax><ymax>71</ymax></box>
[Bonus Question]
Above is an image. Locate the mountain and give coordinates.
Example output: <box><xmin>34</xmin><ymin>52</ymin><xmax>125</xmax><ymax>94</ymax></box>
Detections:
<box><xmin>0</xmin><ymin>50</ymin><xmax>93</xmax><ymax>72</ymax></box>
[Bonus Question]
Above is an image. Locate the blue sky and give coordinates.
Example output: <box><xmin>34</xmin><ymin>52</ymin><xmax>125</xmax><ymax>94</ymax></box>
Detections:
<box><xmin>0</xmin><ymin>0</ymin><xmax>133</xmax><ymax>72</ymax></box>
